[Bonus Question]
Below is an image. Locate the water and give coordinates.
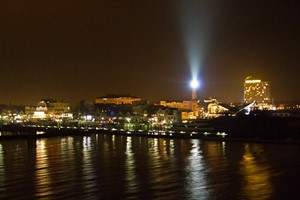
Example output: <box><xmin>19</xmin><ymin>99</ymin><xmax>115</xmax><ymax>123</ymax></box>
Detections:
<box><xmin>0</xmin><ymin>134</ymin><xmax>299</xmax><ymax>199</ymax></box>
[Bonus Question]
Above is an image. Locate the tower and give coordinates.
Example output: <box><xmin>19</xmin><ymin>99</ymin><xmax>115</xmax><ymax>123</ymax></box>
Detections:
<box><xmin>190</xmin><ymin>79</ymin><xmax>199</xmax><ymax>114</ymax></box>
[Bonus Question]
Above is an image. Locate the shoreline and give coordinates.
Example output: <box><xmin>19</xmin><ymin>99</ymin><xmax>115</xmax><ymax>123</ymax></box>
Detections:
<box><xmin>0</xmin><ymin>125</ymin><xmax>299</xmax><ymax>145</ymax></box>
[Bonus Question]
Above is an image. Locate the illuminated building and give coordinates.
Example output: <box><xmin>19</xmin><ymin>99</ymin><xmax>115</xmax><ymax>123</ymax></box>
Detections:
<box><xmin>159</xmin><ymin>79</ymin><xmax>200</xmax><ymax>119</ymax></box>
<box><xmin>244</xmin><ymin>77</ymin><xmax>271</xmax><ymax>104</ymax></box>
<box><xmin>33</xmin><ymin>101</ymin><xmax>48</xmax><ymax>119</ymax></box>
<box><xmin>156</xmin><ymin>108</ymin><xmax>182</xmax><ymax>124</ymax></box>
<box><xmin>25</xmin><ymin>106</ymin><xmax>36</xmax><ymax>116</ymax></box>
<box><xmin>204</xmin><ymin>98</ymin><xmax>230</xmax><ymax>118</ymax></box>
<box><xmin>95</xmin><ymin>94</ymin><xmax>141</xmax><ymax>105</ymax></box>
<box><xmin>160</xmin><ymin>101</ymin><xmax>199</xmax><ymax>120</ymax></box>
<box><xmin>244</xmin><ymin>77</ymin><xmax>272</xmax><ymax>108</ymax></box>
<box><xmin>48</xmin><ymin>102</ymin><xmax>70</xmax><ymax>113</ymax></box>
<box><xmin>33</xmin><ymin>99</ymin><xmax>72</xmax><ymax>119</ymax></box>
<box><xmin>160</xmin><ymin>101</ymin><xmax>191</xmax><ymax>110</ymax></box>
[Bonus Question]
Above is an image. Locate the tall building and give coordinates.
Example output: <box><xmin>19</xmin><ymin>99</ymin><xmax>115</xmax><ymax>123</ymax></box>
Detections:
<box><xmin>244</xmin><ymin>77</ymin><xmax>271</xmax><ymax>105</ymax></box>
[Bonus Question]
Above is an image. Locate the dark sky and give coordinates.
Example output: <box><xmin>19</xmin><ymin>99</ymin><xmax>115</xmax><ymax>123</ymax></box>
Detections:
<box><xmin>0</xmin><ymin>0</ymin><xmax>299</xmax><ymax>105</ymax></box>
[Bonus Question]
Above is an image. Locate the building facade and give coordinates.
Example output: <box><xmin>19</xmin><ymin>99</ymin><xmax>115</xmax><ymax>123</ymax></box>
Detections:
<box><xmin>33</xmin><ymin>99</ymin><xmax>72</xmax><ymax>119</ymax></box>
<box><xmin>244</xmin><ymin>77</ymin><xmax>273</xmax><ymax>110</ymax></box>
<box><xmin>95</xmin><ymin>95</ymin><xmax>141</xmax><ymax>105</ymax></box>
<box><xmin>244</xmin><ymin>77</ymin><xmax>271</xmax><ymax>104</ymax></box>
<box><xmin>160</xmin><ymin>101</ymin><xmax>191</xmax><ymax>110</ymax></box>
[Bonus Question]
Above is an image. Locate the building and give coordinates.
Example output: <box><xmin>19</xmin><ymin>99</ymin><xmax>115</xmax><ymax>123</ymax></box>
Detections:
<box><xmin>156</xmin><ymin>108</ymin><xmax>182</xmax><ymax>124</ymax></box>
<box><xmin>160</xmin><ymin>100</ymin><xmax>191</xmax><ymax>110</ymax></box>
<box><xmin>47</xmin><ymin>101</ymin><xmax>71</xmax><ymax>117</ymax></box>
<box><xmin>204</xmin><ymin>98</ymin><xmax>230</xmax><ymax>118</ymax></box>
<box><xmin>32</xmin><ymin>99</ymin><xmax>72</xmax><ymax>119</ymax></box>
<box><xmin>95</xmin><ymin>94</ymin><xmax>141</xmax><ymax>105</ymax></box>
<box><xmin>244</xmin><ymin>77</ymin><xmax>272</xmax><ymax>108</ymax></box>
<box><xmin>160</xmin><ymin>100</ymin><xmax>200</xmax><ymax>120</ymax></box>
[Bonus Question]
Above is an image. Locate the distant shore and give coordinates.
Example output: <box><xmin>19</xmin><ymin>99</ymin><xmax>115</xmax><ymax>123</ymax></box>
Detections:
<box><xmin>0</xmin><ymin>123</ymin><xmax>299</xmax><ymax>145</ymax></box>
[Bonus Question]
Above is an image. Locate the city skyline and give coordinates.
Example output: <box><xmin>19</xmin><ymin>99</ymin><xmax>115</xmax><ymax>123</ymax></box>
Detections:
<box><xmin>1</xmin><ymin>0</ymin><xmax>299</xmax><ymax>105</ymax></box>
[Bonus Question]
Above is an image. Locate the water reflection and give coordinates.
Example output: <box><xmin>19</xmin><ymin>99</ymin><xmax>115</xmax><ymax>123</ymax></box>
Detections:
<box><xmin>186</xmin><ymin>139</ymin><xmax>210</xmax><ymax>199</ymax></box>
<box><xmin>35</xmin><ymin>139</ymin><xmax>53</xmax><ymax>198</ymax></box>
<box><xmin>0</xmin><ymin>135</ymin><xmax>299</xmax><ymax>199</ymax></box>
<box><xmin>125</xmin><ymin>137</ymin><xmax>138</xmax><ymax>194</ymax></box>
<box><xmin>144</xmin><ymin>138</ymin><xmax>179</xmax><ymax>199</ymax></box>
<box><xmin>0</xmin><ymin>143</ymin><xmax>4</xmax><ymax>194</ymax></box>
<box><xmin>239</xmin><ymin>144</ymin><xmax>273</xmax><ymax>199</ymax></box>
<box><xmin>82</xmin><ymin>136</ymin><xmax>95</xmax><ymax>194</ymax></box>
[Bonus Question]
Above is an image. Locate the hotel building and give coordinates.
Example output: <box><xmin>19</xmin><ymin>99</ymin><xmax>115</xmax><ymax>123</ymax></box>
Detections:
<box><xmin>244</xmin><ymin>77</ymin><xmax>272</xmax><ymax>109</ymax></box>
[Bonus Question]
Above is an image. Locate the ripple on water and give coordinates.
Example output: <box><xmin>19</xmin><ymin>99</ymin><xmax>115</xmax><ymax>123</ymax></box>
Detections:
<box><xmin>0</xmin><ymin>136</ymin><xmax>299</xmax><ymax>199</ymax></box>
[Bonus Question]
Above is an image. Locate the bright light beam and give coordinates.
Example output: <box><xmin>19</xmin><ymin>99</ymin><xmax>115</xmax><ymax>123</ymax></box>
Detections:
<box><xmin>178</xmin><ymin>1</ymin><xmax>217</xmax><ymax>93</ymax></box>
<box><xmin>190</xmin><ymin>79</ymin><xmax>199</xmax><ymax>89</ymax></box>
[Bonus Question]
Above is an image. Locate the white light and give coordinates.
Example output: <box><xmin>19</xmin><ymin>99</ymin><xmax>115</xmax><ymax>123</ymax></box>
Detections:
<box><xmin>245</xmin><ymin>80</ymin><xmax>261</xmax><ymax>83</ymax></box>
<box><xmin>190</xmin><ymin>79</ymin><xmax>199</xmax><ymax>88</ymax></box>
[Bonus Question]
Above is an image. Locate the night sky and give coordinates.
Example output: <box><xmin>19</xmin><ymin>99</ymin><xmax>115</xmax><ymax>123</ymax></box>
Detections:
<box><xmin>0</xmin><ymin>0</ymin><xmax>299</xmax><ymax>105</ymax></box>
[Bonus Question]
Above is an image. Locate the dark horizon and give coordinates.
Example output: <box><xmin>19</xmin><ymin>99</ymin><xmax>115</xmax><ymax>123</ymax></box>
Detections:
<box><xmin>1</xmin><ymin>0</ymin><xmax>299</xmax><ymax>105</ymax></box>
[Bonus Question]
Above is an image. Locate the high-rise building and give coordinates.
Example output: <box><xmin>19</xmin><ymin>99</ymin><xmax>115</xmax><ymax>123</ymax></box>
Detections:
<box><xmin>244</xmin><ymin>77</ymin><xmax>271</xmax><ymax>104</ymax></box>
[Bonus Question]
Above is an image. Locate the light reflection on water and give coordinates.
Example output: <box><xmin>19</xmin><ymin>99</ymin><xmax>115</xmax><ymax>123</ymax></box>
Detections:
<box><xmin>0</xmin><ymin>143</ymin><xmax>5</xmax><ymax>195</ymax></box>
<box><xmin>186</xmin><ymin>139</ymin><xmax>210</xmax><ymax>199</ymax></box>
<box><xmin>125</xmin><ymin>137</ymin><xmax>138</xmax><ymax>196</ymax></box>
<box><xmin>239</xmin><ymin>144</ymin><xmax>273</xmax><ymax>200</ymax></box>
<box><xmin>0</xmin><ymin>134</ymin><xmax>299</xmax><ymax>199</ymax></box>
<box><xmin>35</xmin><ymin>140</ymin><xmax>53</xmax><ymax>198</ymax></box>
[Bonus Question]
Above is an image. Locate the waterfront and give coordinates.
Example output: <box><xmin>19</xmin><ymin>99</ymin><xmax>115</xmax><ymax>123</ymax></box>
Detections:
<box><xmin>0</xmin><ymin>134</ymin><xmax>299</xmax><ymax>199</ymax></box>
